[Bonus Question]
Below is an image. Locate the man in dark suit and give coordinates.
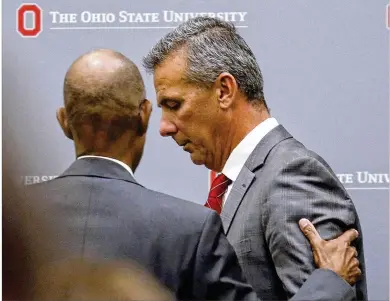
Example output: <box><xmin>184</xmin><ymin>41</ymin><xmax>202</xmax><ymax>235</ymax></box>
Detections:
<box><xmin>30</xmin><ymin>49</ymin><xmax>360</xmax><ymax>301</ymax></box>
<box><xmin>143</xmin><ymin>17</ymin><xmax>367</xmax><ymax>300</ymax></box>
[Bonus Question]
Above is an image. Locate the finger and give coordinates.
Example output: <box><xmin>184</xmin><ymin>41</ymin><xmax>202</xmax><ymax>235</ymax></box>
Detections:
<box><xmin>338</xmin><ymin>229</ymin><xmax>359</xmax><ymax>245</ymax></box>
<box><xmin>351</xmin><ymin>267</ymin><xmax>362</xmax><ymax>278</ymax></box>
<box><xmin>351</xmin><ymin>268</ymin><xmax>362</xmax><ymax>283</ymax></box>
<box><xmin>348</xmin><ymin>276</ymin><xmax>359</xmax><ymax>286</ymax></box>
<box><xmin>347</xmin><ymin>268</ymin><xmax>362</xmax><ymax>285</ymax></box>
<box><xmin>350</xmin><ymin>246</ymin><xmax>358</xmax><ymax>257</ymax></box>
<box><xmin>351</xmin><ymin>257</ymin><xmax>359</xmax><ymax>268</ymax></box>
<box><xmin>347</xmin><ymin>247</ymin><xmax>358</xmax><ymax>259</ymax></box>
<box><xmin>299</xmin><ymin>219</ymin><xmax>322</xmax><ymax>246</ymax></box>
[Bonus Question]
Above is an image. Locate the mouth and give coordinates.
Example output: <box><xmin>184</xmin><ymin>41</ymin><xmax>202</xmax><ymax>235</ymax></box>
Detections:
<box><xmin>175</xmin><ymin>139</ymin><xmax>192</xmax><ymax>152</ymax></box>
<box><xmin>178</xmin><ymin>141</ymin><xmax>193</xmax><ymax>153</ymax></box>
<box><xmin>177</xmin><ymin>140</ymin><xmax>190</xmax><ymax>147</ymax></box>
<box><xmin>183</xmin><ymin>144</ymin><xmax>192</xmax><ymax>152</ymax></box>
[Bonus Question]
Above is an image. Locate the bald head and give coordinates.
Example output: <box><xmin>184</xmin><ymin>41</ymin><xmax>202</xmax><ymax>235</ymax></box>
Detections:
<box><xmin>62</xmin><ymin>49</ymin><xmax>147</xmax><ymax>149</ymax></box>
<box><xmin>65</xmin><ymin>49</ymin><xmax>145</xmax><ymax>107</ymax></box>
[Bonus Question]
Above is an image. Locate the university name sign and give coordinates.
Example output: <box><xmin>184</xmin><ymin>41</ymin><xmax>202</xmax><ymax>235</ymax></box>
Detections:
<box><xmin>336</xmin><ymin>171</ymin><xmax>389</xmax><ymax>186</ymax></box>
<box><xmin>21</xmin><ymin>171</ymin><xmax>389</xmax><ymax>192</ymax></box>
<box><xmin>209</xmin><ymin>171</ymin><xmax>389</xmax><ymax>191</ymax></box>
<box><xmin>49</xmin><ymin>10</ymin><xmax>248</xmax><ymax>24</ymax></box>
<box><xmin>16</xmin><ymin>3</ymin><xmax>248</xmax><ymax>38</ymax></box>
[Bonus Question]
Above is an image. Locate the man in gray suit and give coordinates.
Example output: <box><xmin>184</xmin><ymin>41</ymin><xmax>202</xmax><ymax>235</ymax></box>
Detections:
<box><xmin>31</xmin><ymin>49</ymin><xmax>360</xmax><ymax>301</ymax></box>
<box><xmin>143</xmin><ymin>17</ymin><xmax>367</xmax><ymax>300</ymax></box>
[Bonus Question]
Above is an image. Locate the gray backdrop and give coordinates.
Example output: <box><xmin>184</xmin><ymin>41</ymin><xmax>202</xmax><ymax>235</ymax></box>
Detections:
<box><xmin>3</xmin><ymin>1</ymin><xmax>389</xmax><ymax>300</ymax></box>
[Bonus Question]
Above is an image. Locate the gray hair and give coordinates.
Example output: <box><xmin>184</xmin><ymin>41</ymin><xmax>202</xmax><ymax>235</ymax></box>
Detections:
<box><xmin>143</xmin><ymin>16</ymin><xmax>267</xmax><ymax>107</ymax></box>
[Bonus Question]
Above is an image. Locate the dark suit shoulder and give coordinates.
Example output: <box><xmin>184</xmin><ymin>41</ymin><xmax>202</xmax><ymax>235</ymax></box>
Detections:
<box><xmin>29</xmin><ymin>175</ymin><xmax>213</xmax><ymax>238</ymax></box>
<box><xmin>133</xmin><ymin>186</ymin><xmax>215</xmax><ymax>229</ymax></box>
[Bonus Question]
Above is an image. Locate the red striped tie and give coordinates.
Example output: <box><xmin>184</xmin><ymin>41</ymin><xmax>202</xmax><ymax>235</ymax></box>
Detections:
<box><xmin>205</xmin><ymin>173</ymin><xmax>232</xmax><ymax>214</ymax></box>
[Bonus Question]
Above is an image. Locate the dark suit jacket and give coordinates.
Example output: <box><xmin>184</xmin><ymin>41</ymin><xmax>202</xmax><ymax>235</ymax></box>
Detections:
<box><xmin>29</xmin><ymin>157</ymin><xmax>258</xmax><ymax>300</ymax></box>
<box><xmin>30</xmin><ymin>157</ymin><xmax>356</xmax><ymax>301</ymax></box>
<box><xmin>221</xmin><ymin>125</ymin><xmax>367</xmax><ymax>300</ymax></box>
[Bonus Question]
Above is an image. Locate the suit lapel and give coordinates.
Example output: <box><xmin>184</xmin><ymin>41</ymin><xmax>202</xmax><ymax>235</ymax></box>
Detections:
<box><xmin>244</xmin><ymin>125</ymin><xmax>292</xmax><ymax>172</ymax></box>
<box><xmin>221</xmin><ymin>166</ymin><xmax>255</xmax><ymax>233</ymax></box>
<box><xmin>221</xmin><ymin>125</ymin><xmax>293</xmax><ymax>234</ymax></box>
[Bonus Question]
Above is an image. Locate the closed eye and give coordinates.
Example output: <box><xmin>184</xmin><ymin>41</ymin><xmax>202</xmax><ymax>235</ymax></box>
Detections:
<box><xmin>159</xmin><ymin>98</ymin><xmax>181</xmax><ymax>110</ymax></box>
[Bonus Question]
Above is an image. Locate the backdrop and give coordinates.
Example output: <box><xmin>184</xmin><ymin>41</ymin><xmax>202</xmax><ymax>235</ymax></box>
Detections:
<box><xmin>3</xmin><ymin>1</ymin><xmax>389</xmax><ymax>299</ymax></box>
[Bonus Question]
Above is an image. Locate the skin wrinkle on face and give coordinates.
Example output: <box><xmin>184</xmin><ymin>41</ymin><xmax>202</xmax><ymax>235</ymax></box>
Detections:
<box><xmin>154</xmin><ymin>49</ymin><xmax>238</xmax><ymax>171</ymax></box>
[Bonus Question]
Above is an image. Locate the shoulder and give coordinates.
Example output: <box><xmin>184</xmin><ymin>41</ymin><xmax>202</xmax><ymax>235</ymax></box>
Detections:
<box><xmin>253</xmin><ymin>131</ymin><xmax>350</xmax><ymax>197</ymax></box>
<box><xmin>141</xmin><ymin>188</ymin><xmax>214</xmax><ymax>224</ymax></box>
<box><xmin>28</xmin><ymin>174</ymin><xmax>215</xmax><ymax>231</ymax></box>
<box><xmin>266</xmin><ymin>134</ymin><xmax>331</xmax><ymax>171</ymax></box>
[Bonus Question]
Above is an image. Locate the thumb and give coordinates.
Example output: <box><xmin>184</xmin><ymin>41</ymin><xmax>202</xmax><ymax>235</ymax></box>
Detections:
<box><xmin>299</xmin><ymin>219</ymin><xmax>322</xmax><ymax>247</ymax></box>
<box><xmin>338</xmin><ymin>228</ymin><xmax>359</xmax><ymax>245</ymax></box>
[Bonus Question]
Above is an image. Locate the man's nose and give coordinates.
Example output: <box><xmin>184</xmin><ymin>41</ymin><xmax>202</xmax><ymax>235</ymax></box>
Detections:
<box><xmin>159</xmin><ymin>118</ymin><xmax>177</xmax><ymax>137</ymax></box>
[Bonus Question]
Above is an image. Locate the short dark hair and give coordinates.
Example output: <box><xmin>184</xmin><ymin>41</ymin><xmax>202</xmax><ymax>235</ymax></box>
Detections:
<box><xmin>64</xmin><ymin>87</ymin><xmax>142</xmax><ymax>142</ymax></box>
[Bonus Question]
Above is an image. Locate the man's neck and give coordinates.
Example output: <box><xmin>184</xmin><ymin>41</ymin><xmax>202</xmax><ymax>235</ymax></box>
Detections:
<box><xmin>77</xmin><ymin>154</ymin><xmax>135</xmax><ymax>177</ymax></box>
<box><xmin>216</xmin><ymin>105</ymin><xmax>270</xmax><ymax>172</ymax></box>
<box><xmin>76</xmin><ymin>151</ymin><xmax>131</xmax><ymax>166</ymax></box>
<box><xmin>74</xmin><ymin>146</ymin><xmax>136</xmax><ymax>172</ymax></box>
<box><xmin>73</xmin><ymin>131</ymin><xmax>142</xmax><ymax>172</ymax></box>
<box><xmin>230</xmin><ymin>106</ymin><xmax>270</xmax><ymax>155</ymax></box>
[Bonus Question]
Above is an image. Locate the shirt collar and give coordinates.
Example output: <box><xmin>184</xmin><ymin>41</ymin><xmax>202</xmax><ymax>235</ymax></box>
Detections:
<box><xmin>222</xmin><ymin>117</ymin><xmax>279</xmax><ymax>182</ymax></box>
<box><xmin>77</xmin><ymin>155</ymin><xmax>135</xmax><ymax>177</ymax></box>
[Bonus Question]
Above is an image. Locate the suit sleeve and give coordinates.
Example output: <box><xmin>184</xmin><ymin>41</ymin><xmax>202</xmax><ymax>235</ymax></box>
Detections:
<box><xmin>290</xmin><ymin>269</ymin><xmax>355</xmax><ymax>301</ymax></box>
<box><xmin>193</xmin><ymin>210</ymin><xmax>259</xmax><ymax>301</ymax></box>
<box><xmin>262</xmin><ymin>155</ymin><xmax>358</xmax><ymax>299</ymax></box>
<box><xmin>193</xmin><ymin>207</ymin><xmax>355</xmax><ymax>301</ymax></box>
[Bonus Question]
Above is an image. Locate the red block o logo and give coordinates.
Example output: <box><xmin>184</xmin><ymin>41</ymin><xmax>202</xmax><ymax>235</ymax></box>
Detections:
<box><xmin>16</xmin><ymin>3</ymin><xmax>43</xmax><ymax>38</ymax></box>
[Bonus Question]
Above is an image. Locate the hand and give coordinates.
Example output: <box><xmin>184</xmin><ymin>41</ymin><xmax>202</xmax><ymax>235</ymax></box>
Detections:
<box><xmin>299</xmin><ymin>218</ymin><xmax>361</xmax><ymax>285</ymax></box>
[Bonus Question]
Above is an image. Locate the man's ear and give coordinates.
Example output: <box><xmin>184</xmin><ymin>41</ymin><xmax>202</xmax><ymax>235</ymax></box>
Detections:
<box><xmin>139</xmin><ymin>99</ymin><xmax>152</xmax><ymax>134</ymax></box>
<box><xmin>215</xmin><ymin>72</ymin><xmax>238</xmax><ymax>110</ymax></box>
<box><xmin>56</xmin><ymin>107</ymin><xmax>73</xmax><ymax>140</ymax></box>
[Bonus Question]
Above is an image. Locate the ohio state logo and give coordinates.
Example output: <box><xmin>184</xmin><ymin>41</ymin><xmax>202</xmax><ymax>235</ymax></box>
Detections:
<box><xmin>16</xmin><ymin>3</ymin><xmax>43</xmax><ymax>38</ymax></box>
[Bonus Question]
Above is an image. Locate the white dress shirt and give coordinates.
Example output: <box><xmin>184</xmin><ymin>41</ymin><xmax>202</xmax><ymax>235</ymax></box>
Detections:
<box><xmin>222</xmin><ymin>117</ymin><xmax>279</xmax><ymax>206</ymax></box>
<box><xmin>78</xmin><ymin>155</ymin><xmax>135</xmax><ymax>177</ymax></box>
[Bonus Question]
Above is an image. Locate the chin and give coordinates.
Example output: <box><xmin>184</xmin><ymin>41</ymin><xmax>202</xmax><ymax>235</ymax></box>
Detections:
<box><xmin>192</xmin><ymin>160</ymin><xmax>205</xmax><ymax>166</ymax></box>
<box><xmin>190</xmin><ymin>153</ymin><xmax>206</xmax><ymax>166</ymax></box>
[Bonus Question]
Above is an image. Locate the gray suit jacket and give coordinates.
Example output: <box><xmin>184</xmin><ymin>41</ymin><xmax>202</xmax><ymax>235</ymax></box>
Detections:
<box><xmin>29</xmin><ymin>157</ymin><xmax>257</xmax><ymax>300</ymax></box>
<box><xmin>221</xmin><ymin>125</ymin><xmax>367</xmax><ymax>301</ymax></box>
<box><xmin>30</xmin><ymin>157</ymin><xmax>356</xmax><ymax>301</ymax></box>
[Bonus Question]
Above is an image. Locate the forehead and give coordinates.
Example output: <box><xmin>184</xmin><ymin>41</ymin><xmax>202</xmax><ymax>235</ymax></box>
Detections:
<box><xmin>153</xmin><ymin>52</ymin><xmax>188</xmax><ymax>97</ymax></box>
